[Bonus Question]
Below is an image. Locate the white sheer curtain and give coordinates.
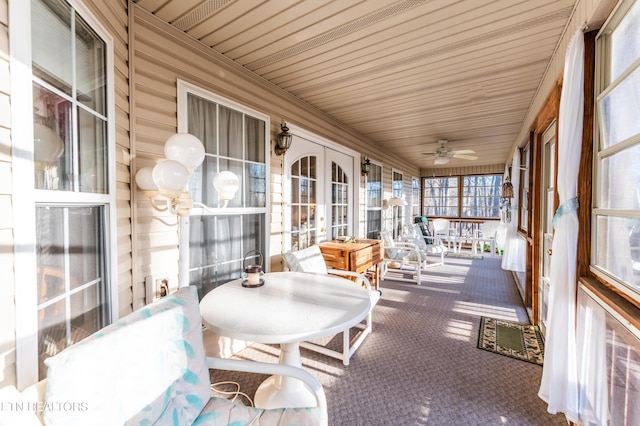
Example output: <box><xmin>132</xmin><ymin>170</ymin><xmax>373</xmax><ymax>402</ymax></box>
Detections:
<box><xmin>576</xmin><ymin>288</ymin><xmax>608</xmax><ymax>426</ymax></box>
<box><xmin>501</xmin><ymin>150</ymin><xmax>525</xmax><ymax>271</ymax></box>
<box><xmin>538</xmin><ymin>27</ymin><xmax>585</xmax><ymax>422</ymax></box>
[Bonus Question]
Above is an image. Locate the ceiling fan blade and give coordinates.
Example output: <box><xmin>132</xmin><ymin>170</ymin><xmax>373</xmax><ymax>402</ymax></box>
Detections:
<box><xmin>451</xmin><ymin>149</ymin><xmax>476</xmax><ymax>155</ymax></box>
<box><xmin>453</xmin><ymin>154</ymin><xmax>478</xmax><ymax>160</ymax></box>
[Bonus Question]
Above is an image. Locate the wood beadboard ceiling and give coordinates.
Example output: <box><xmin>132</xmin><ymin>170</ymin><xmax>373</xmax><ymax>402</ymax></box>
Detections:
<box><xmin>132</xmin><ymin>0</ymin><xmax>576</xmax><ymax>169</ymax></box>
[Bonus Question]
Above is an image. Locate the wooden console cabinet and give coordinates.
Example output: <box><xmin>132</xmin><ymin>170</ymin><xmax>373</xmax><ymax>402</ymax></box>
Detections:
<box><xmin>318</xmin><ymin>239</ymin><xmax>383</xmax><ymax>289</ymax></box>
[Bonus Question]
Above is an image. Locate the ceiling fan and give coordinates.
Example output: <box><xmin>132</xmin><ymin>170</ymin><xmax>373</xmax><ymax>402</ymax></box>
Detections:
<box><xmin>423</xmin><ymin>140</ymin><xmax>478</xmax><ymax>165</ymax></box>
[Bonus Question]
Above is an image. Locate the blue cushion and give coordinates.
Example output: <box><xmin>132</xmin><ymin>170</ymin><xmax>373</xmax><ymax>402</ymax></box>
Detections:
<box><xmin>43</xmin><ymin>286</ymin><xmax>210</xmax><ymax>426</ymax></box>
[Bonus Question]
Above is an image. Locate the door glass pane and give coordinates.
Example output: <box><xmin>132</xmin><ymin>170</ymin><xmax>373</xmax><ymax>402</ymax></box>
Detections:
<box><xmin>331</xmin><ymin>161</ymin><xmax>349</xmax><ymax>239</ymax></box>
<box><xmin>291</xmin><ymin>155</ymin><xmax>319</xmax><ymax>250</ymax></box>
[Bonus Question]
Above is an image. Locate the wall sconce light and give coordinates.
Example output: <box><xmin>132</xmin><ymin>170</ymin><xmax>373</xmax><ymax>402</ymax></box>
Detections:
<box><xmin>135</xmin><ymin>133</ymin><xmax>240</xmax><ymax>216</ymax></box>
<box><xmin>361</xmin><ymin>157</ymin><xmax>371</xmax><ymax>176</ymax></box>
<box><xmin>274</xmin><ymin>122</ymin><xmax>292</xmax><ymax>156</ymax></box>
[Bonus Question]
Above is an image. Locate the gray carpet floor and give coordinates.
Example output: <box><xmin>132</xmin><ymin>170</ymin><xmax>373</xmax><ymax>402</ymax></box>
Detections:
<box><xmin>210</xmin><ymin>256</ymin><xmax>567</xmax><ymax>425</ymax></box>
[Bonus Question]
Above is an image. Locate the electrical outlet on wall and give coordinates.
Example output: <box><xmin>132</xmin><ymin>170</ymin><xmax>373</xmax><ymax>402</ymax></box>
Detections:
<box><xmin>145</xmin><ymin>275</ymin><xmax>170</xmax><ymax>303</ymax></box>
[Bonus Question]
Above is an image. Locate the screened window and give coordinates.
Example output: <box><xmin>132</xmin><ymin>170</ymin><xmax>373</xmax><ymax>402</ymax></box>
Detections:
<box><xmin>392</xmin><ymin>170</ymin><xmax>404</xmax><ymax>237</ymax></box>
<box><xmin>423</xmin><ymin>177</ymin><xmax>458</xmax><ymax>217</ymax></box>
<box><xmin>31</xmin><ymin>0</ymin><xmax>112</xmax><ymax>380</ymax></box>
<box><xmin>461</xmin><ymin>175</ymin><xmax>502</xmax><ymax>218</ymax></box>
<box><xmin>183</xmin><ymin>90</ymin><xmax>268</xmax><ymax>299</ymax></box>
<box><xmin>411</xmin><ymin>177</ymin><xmax>420</xmax><ymax>218</ymax></box>
<box><xmin>593</xmin><ymin>0</ymin><xmax>640</xmax><ymax>304</ymax></box>
<box><xmin>366</xmin><ymin>162</ymin><xmax>382</xmax><ymax>239</ymax></box>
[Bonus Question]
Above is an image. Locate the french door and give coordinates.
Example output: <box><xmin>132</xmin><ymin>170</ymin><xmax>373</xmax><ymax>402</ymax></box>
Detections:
<box><xmin>284</xmin><ymin>134</ymin><xmax>355</xmax><ymax>251</ymax></box>
<box><xmin>539</xmin><ymin>122</ymin><xmax>556</xmax><ymax>336</ymax></box>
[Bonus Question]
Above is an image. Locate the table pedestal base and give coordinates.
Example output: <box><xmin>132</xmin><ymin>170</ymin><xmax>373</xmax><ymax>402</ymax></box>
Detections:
<box><xmin>253</xmin><ymin>342</ymin><xmax>318</xmax><ymax>409</ymax></box>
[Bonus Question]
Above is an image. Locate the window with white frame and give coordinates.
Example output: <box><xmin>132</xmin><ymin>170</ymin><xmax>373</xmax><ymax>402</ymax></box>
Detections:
<box><xmin>411</xmin><ymin>176</ymin><xmax>420</xmax><ymax>218</ymax></box>
<box><xmin>179</xmin><ymin>87</ymin><xmax>268</xmax><ymax>300</ymax></box>
<box><xmin>392</xmin><ymin>170</ymin><xmax>404</xmax><ymax>238</ymax></box>
<box><xmin>31</xmin><ymin>0</ymin><xmax>113</xmax><ymax>380</ymax></box>
<box><xmin>593</xmin><ymin>0</ymin><xmax>640</xmax><ymax>304</ymax></box>
<box><xmin>365</xmin><ymin>162</ymin><xmax>382</xmax><ymax>239</ymax></box>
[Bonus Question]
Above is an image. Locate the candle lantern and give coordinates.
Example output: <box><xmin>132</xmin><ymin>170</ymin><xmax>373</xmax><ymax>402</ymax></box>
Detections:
<box><xmin>242</xmin><ymin>250</ymin><xmax>264</xmax><ymax>288</ymax></box>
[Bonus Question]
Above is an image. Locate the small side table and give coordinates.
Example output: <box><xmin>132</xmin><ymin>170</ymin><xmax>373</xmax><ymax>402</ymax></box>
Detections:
<box><xmin>318</xmin><ymin>239</ymin><xmax>383</xmax><ymax>289</ymax></box>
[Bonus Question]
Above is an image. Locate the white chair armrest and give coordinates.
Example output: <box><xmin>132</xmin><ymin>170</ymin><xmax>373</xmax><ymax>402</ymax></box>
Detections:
<box><xmin>206</xmin><ymin>357</ymin><xmax>327</xmax><ymax>426</ymax></box>
<box><xmin>327</xmin><ymin>269</ymin><xmax>372</xmax><ymax>290</ymax></box>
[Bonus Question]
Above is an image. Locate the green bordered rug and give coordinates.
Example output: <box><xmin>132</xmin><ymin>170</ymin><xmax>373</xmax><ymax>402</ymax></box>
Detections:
<box><xmin>477</xmin><ymin>316</ymin><xmax>544</xmax><ymax>366</ymax></box>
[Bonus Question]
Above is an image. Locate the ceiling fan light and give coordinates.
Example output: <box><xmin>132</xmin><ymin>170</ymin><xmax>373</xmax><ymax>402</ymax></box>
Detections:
<box><xmin>434</xmin><ymin>157</ymin><xmax>449</xmax><ymax>165</ymax></box>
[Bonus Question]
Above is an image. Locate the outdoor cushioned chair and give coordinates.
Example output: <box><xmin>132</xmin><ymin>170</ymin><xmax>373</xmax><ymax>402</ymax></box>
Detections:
<box><xmin>403</xmin><ymin>223</ymin><xmax>448</xmax><ymax>267</ymax></box>
<box><xmin>379</xmin><ymin>230</ymin><xmax>423</xmax><ymax>285</ymax></box>
<box><xmin>283</xmin><ymin>245</ymin><xmax>380</xmax><ymax>366</ymax></box>
<box><xmin>6</xmin><ymin>285</ymin><xmax>327</xmax><ymax>426</ymax></box>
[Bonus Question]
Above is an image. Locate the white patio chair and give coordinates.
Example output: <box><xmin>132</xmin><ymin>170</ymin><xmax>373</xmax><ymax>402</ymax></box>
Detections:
<box><xmin>379</xmin><ymin>230</ymin><xmax>423</xmax><ymax>285</ymax></box>
<box><xmin>282</xmin><ymin>245</ymin><xmax>380</xmax><ymax>366</ymax></box>
<box><xmin>403</xmin><ymin>223</ymin><xmax>448</xmax><ymax>267</ymax></box>
<box><xmin>432</xmin><ymin>218</ymin><xmax>460</xmax><ymax>252</ymax></box>
<box><xmin>471</xmin><ymin>221</ymin><xmax>501</xmax><ymax>255</ymax></box>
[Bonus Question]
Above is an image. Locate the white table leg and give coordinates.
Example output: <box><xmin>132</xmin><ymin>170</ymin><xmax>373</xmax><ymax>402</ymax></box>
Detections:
<box><xmin>254</xmin><ymin>342</ymin><xmax>317</xmax><ymax>409</ymax></box>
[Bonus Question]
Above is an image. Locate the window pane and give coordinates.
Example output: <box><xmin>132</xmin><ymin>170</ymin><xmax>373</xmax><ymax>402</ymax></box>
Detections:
<box><xmin>610</xmin><ymin>0</ymin><xmax>640</xmax><ymax>81</ymax></box>
<box><xmin>461</xmin><ymin>175</ymin><xmax>502</xmax><ymax>218</ymax></box>
<box><xmin>219</xmin><ymin>105</ymin><xmax>242</xmax><ymax>159</ymax></box>
<box><xmin>188</xmin><ymin>94</ymin><xmax>217</xmax><ymax>155</ymax></box>
<box><xmin>366</xmin><ymin>210</ymin><xmax>382</xmax><ymax>239</ymax></box>
<box><xmin>595</xmin><ymin>215</ymin><xmax>640</xmax><ymax>293</ymax></box>
<box><xmin>423</xmin><ymin>177</ymin><xmax>459</xmax><ymax>217</ymax></box>
<box><xmin>189</xmin><ymin>213</ymin><xmax>265</xmax><ymax>299</ymax></box>
<box><xmin>78</xmin><ymin>108</ymin><xmax>108</xmax><ymax>193</ymax></box>
<box><xmin>598</xmin><ymin>66</ymin><xmax>640</xmax><ymax>148</ymax></box>
<box><xmin>36</xmin><ymin>205</ymin><xmax>107</xmax><ymax>380</ymax></box>
<box><xmin>32</xmin><ymin>0</ymin><xmax>73</xmax><ymax>95</ymax></box>
<box><xmin>68</xmin><ymin>206</ymin><xmax>103</xmax><ymax>289</ymax></box>
<box><xmin>599</xmin><ymin>144</ymin><xmax>640</xmax><ymax>209</ymax></box>
<box><xmin>247</xmin><ymin>163</ymin><xmax>266</xmax><ymax>207</ymax></box>
<box><xmin>33</xmin><ymin>83</ymin><xmax>72</xmax><ymax>190</ymax></box>
<box><xmin>75</xmin><ymin>12</ymin><xmax>106</xmax><ymax>115</ymax></box>
<box><xmin>191</xmin><ymin>156</ymin><xmax>217</xmax><ymax>205</ymax></box>
<box><xmin>366</xmin><ymin>163</ymin><xmax>382</xmax><ymax>238</ymax></box>
<box><xmin>245</xmin><ymin>116</ymin><xmax>265</xmax><ymax>163</ymax></box>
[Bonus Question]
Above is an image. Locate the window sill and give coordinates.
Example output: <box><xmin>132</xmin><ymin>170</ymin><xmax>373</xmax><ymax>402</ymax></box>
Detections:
<box><xmin>579</xmin><ymin>276</ymin><xmax>640</xmax><ymax>331</ymax></box>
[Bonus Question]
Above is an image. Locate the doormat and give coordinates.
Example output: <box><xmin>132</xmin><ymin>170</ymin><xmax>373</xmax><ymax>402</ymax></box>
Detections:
<box><xmin>477</xmin><ymin>316</ymin><xmax>544</xmax><ymax>366</ymax></box>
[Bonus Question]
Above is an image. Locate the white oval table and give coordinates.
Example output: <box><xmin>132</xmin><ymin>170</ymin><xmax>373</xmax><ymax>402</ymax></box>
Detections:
<box><xmin>199</xmin><ymin>271</ymin><xmax>371</xmax><ymax>409</ymax></box>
